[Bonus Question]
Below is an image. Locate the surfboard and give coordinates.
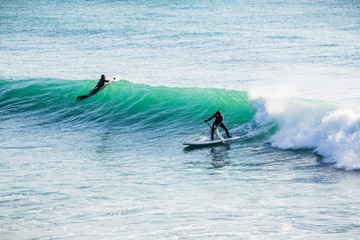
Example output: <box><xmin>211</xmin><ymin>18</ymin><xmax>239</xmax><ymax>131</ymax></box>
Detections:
<box><xmin>183</xmin><ymin>136</ymin><xmax>241</xmax><ymax>146</ymax></box>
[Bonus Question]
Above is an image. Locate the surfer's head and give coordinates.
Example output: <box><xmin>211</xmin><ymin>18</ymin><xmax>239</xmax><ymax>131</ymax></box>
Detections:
<box><xmin>216</xmin><ymin>111</ymin><xmax>221</xmax><ymax>116</ymax></box>
<box><xmin>101</xmin><ymin>75</ymin><xmax>105</xmax><ymax>79</ymax></box>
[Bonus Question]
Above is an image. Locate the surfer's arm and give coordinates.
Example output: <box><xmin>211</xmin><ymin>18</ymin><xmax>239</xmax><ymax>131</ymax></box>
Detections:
<box><xmin>205</xmin><ymin>114</ymin><xmax>216</xmax><ymax>122</ymax></box>
<box><xmin>211</xmin><ymin>115</ymin><xmax>224</xmax><ymax>127</ymax></box>
<box><xmin>108</xmin><ymin>78</ymin><xmax>117</xmax><ymax>83</ymax></box>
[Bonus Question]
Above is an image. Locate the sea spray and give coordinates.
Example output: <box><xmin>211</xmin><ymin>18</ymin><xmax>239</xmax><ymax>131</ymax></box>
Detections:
<box><xmin>250</xmin><ymin>93</ymin><xmax>360</xmax><ymax>170</ymax></box>
<box><xmin>314</xmin><ymin>109</ymin><xmax>360</xmax><ymax>170</ymax></box>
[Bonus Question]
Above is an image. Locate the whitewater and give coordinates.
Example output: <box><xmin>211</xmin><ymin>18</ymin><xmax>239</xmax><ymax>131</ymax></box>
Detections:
<box><xmin>1</xmin><ymin>0</ymin><xmax>360</xmax><ymax>239</ymax></box>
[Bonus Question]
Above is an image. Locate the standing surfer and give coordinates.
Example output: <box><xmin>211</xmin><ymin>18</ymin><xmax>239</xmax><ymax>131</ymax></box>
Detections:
<box><xmin>205</xmin><ymin>111</ymin><xmax>232</xmax><ymax>140</ymax></box>
<box><xmin>77</xmin><ymin>75</ymin><xmax>114</xmax><ymax>101</ymax></box>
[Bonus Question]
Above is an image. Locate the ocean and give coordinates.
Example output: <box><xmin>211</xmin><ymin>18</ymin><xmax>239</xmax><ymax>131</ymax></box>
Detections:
<box><xmin>1</xmin><ymin>0</ymin><xmax>360</xmax><ymax>239</ymax></box>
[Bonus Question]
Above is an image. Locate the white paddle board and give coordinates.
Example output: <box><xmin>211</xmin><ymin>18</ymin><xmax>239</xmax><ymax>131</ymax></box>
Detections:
<box><xmin>183</xmin><ymin>136</ymin><xmax>241</xmax><ymax>146</ymax></box>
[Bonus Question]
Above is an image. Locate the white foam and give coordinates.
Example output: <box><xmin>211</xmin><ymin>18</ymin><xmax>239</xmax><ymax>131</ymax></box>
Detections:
<box><xmin>250</xmin><ymin>94</ymin><xmax>360</xmax><ymax>170</ymax></box>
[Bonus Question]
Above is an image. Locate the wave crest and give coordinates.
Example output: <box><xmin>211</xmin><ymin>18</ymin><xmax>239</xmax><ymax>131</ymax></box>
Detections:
<box><xmin>251</xmin><ymin>94</ymin><xmax>360</xmax><ymax>170</ymax></box>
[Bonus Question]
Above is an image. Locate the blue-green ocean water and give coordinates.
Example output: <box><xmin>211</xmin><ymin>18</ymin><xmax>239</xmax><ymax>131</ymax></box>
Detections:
<box><xmin>1</xmin><ymin>0</ymin><xmax>360</xmax><ymax>239</ymax></box>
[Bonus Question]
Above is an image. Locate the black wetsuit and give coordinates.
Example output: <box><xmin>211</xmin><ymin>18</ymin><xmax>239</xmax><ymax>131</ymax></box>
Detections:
<box><xmin>77</xmin><ymin>78</ymin><xmax>110</xmax><ymax>101</ymax></box>
<box><xmin>206</xmin><ymin>113</ymin><xmax>231</xmax><ymax>140</ymax></box>
<box><xmin>94</xmin><ymin>78</ymin><xmax>109</xmax><ymax>91</ymax></box>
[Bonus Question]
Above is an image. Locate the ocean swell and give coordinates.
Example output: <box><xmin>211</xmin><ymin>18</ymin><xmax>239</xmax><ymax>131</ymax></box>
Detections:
<box><xmin>2</xmin><ymin>78</ymin><xmax>360</xmax><ymax>170</ymax></box>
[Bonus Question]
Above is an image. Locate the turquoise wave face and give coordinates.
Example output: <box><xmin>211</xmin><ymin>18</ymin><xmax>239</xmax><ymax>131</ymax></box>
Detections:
<box><xmin>3</xmin><ymin>78</ymin><xmax>360</xmax><ymax>170</ymax></box>
<box><xmin>0</xmin><ymin>79</ymin><xmax>259</xmax><ymax>132</ymax></box>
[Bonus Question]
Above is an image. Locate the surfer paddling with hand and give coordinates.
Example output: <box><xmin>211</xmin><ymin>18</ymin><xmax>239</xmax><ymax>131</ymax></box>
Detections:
<box><xmin>205</xmin><ymin>111</ymin><xmax>231</xmax><ymax>141</ymax></box>
<box><xmin>77</xmin><ymin>75</ymin><xmax>115</xmax><ymax>101</ymax></box>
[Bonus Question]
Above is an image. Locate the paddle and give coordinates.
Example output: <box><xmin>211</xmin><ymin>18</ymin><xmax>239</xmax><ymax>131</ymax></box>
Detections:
<box><xmin>206</xmin><ymin>121</ymin><xmax>225</xmax><ymax>143</ymax></box>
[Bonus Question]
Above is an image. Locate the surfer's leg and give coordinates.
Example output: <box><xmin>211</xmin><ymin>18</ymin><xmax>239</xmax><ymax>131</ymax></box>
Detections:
<box><xmin>77</xmin><ymin>95</ymin><xmax>85</xmax><ymax>101</ymax></box>
<box><xmin>89</xmin><ymin>87</ymin><xmax>101</xmax><ymax>95</ymax></box>
<box><xmin>220</xmin><ymin>123</ymin><xmax>231</xmax><ymax>138</ymax></box>
<box><xmin>77</xmin><ymin>87</ymin><xmax>100</xmax><ymax>101</ymax></box>
<box><xmin>89</xmin><ymin>89</ymin><xmax>98</xmax><ymax>95</ymax></box>
<box><xmin>77</xmin><ymin>94</ymin><xmax>90</xmax><ymax>101</ymax></box>
<box><xmin>211</xmin><ymin>125</ymin><xmax>216</xmax><ymax>140</ymax></box>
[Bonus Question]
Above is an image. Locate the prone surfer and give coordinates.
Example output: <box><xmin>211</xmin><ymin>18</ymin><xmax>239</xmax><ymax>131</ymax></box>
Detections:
<box><xmin>205</xmin><ymin>111</ymin><xmax>231</xmax><ymax>140</ymax></box>
<box><xmin>77</xmin><ymin>75</ymin><xmax>114</xmax><ymax>101</ymax></box>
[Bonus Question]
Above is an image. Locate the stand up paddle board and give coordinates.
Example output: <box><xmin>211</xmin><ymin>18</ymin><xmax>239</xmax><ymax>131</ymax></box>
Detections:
<box><xmin>183</xmin><ymin>136</ymin><xmax>241</xmax><ymax>146</ymax></box>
